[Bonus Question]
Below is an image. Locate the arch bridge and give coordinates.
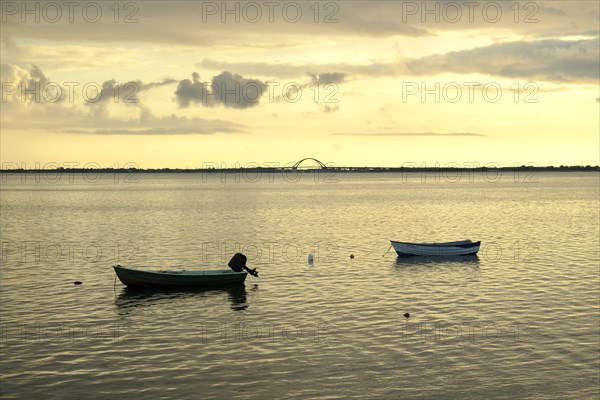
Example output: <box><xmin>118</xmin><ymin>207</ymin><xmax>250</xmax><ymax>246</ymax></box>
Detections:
<box><xmin>291</xmin><ymin>158</ymin><xmax>329</xmax><ymax>170</ymax></box>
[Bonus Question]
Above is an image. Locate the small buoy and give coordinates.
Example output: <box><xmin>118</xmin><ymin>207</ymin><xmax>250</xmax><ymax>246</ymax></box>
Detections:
<box><xmin>404</xmin><ymin>313</ymin><xmax>410</xmax><ymax>319</ymax></box>
<box><xmin>74</xmin><ymin>281</ymin><xmax>82</xmax><ymax>285</ymax></box>
<box><xmin>350</xmin><ymin>254</ymin><xmax>354</xmax><ymax>259</ymax></box>
<box><xmin>308</xmin><ymin>253</ymin><xmax>314</xmax><ymax>264</ymax></box>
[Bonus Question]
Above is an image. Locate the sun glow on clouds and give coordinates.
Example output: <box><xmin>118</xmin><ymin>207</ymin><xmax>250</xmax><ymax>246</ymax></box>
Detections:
<box><xmin>0</xmin><ymin>0</ymin><xmax>598</xmax><ymax>167</ymax></box>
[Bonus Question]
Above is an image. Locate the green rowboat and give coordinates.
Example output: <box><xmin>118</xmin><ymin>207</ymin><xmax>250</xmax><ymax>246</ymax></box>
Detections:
<box><xmin>113</xmin><ymin>265</ymin><xmax>248</xmax><ymax>288</ymax></box>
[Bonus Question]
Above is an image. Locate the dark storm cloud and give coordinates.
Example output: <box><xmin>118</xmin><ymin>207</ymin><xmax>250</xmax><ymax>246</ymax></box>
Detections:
<box><xmin>174</xmin><ymin>71</ymin><xmax>268</xmax><ymax>109</ymax></box>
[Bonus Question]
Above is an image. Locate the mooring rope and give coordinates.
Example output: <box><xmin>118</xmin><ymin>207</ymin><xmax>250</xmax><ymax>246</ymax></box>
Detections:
<box><xmin>382</xmin><ymin>244</ymin><xmax>392</xmax><ymax>257</ymax></box>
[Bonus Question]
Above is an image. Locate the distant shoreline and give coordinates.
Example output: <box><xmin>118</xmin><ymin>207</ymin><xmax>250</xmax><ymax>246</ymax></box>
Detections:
<box><xmin>0</xmin><ymin>166</ymin><xmax>598</xmax><ymax>173</ymax></box>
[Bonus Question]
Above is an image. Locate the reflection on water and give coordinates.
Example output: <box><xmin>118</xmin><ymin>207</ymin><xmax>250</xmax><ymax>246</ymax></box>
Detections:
<box><xmin>2</xmin><ymin>172</ymin><xmax>598</xmax><ymax>399</ymax></box>
<box><xmin>115</xmin><ymin>283</ymin><xmax>253</xmax><ymax>313</ymax></box>
<box><xmin>393</xmin><ymin>255</ymin><xmax>481</xmax><ymax>266</ymax></box>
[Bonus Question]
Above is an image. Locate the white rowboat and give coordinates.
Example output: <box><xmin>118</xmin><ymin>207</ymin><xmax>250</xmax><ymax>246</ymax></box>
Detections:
<box><xmin>391</xmin><ymin>240</ymin><xmax>481</xmax><ymax>257</ymax></box>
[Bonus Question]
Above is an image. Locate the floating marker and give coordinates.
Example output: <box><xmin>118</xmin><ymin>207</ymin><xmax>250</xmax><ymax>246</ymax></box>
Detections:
<box><xmin>350</xmin><ymin>254</ymin><xmax>354</xmax><ymax>259</ymax></box>
<box><xmin>404</xmin><ymin>313</ymin><xmax>410</xmax><ymax>319</ymax></box>
<box><xmin>74</xmin><ymin>281</ymin><xmax>82</xmax><ymax>285</ymax></box>
<box><xmin>308</xmin><ymin>253</ymin><xmax>314</xmax><ymax>264</ymax></box>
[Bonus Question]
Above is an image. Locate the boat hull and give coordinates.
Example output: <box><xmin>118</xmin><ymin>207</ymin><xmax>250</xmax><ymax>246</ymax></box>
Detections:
<box><xmin>113</xmin><ymin>265</ymin><xmax>247</xmax><ymax>288</ymax></box>
<box><xmin>391</xmin><ymin>240</ymin><xmax>481</xmax><ymax>257</ymax></box>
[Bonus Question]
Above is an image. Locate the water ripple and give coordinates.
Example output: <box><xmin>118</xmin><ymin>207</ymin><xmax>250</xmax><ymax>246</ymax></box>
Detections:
<box><xmin>1</xmin><ymin>172</ymin><xmax>598</xmax><ymax>399</ymax></box>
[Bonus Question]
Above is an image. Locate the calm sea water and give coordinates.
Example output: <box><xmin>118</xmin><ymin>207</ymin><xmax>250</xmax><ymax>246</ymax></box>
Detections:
<box><xmin>1</xmin><ymin>170</ymin><xmax>598</xmax><ymax>399</ymax></box>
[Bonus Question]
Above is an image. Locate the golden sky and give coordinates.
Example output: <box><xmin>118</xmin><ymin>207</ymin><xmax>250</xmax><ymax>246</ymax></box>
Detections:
<box><xmin>1</xmin><ymin>1</ymin><xmax>599</xmax><ymax>168</ymax></box>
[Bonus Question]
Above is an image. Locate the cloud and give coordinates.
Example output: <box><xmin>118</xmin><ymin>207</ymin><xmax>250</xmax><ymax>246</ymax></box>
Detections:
<box><xmin>198</xmin><ymin>37</ymin><xmax>600</xmax><ymax>84</ymax></box>
<box><xmin>46</xmin><ymin>107</ymin><xmax>246</xmax><ymax>135</ymax></box>
<box><xmin>308</xmin><ymin>72</ymin><xmax>350</xmax><ymax>85</ymax></box>
<box><xmin>336</xmin><ymin>132</ymin><xmax>486</xmax><ymax>137</ymax></box>
<box><xmin>406</xmin><ymin>38</ymin><xmax>600</xmax><ymax>83</ymax></box>
<box><xmin>166</xmin><ymin>67</ymin><xmax>345</xmax><ymax>112</ymax></box>
<box><xmin>87</xmin><ymin>78</ymin><xmax>177</xmax><ymax>105</ymax></box>
<box><xmin>76</xmin><ymin>106</ymin><xmax>247</xmax><ymax>135</ymax></box>
<box><xmin>3</xmin><ymin>42</ymin><xmax>148</xmax><ymax>71</ymax></box>
<box><xmin>1</xmin><ymin>65</ymin><xmax>246</xmax><ymax>135</ymax></box>
<box><xmin>1</xmin><ymin>64</ymin><xmax>177</xmax><ymax>105</ymax></box>
<box><xmin>197</xmin><ymin>58</ymin><xmax>404</xmax><ymax>79</ymax></box>
<box><xmin>2</xmin><ymin>1</ymin><xmax>598</xmax><ymax>45</ymax></box>
<box><xmin>175</xmin><ymin>71</ymin><xmax>268</xmax><ymax>109</ymax></box>
<box><xmin>7</xmin><ymin>100</ymin><xmax>247</xmax><ymax>135</ymax></box>
<box><xmin>320</xmin><ymin>104</ymin><xmax>340</xmax><ymax>113</ymax></box>
<box><xmin>173</xmin><ymin>72</ymin><xmax>208</xmax><ymax>108</ymax></box>
<box><xmin>139</xmin><ymin>79</ymin><xmax>178</xmax><ymax>91</ymax></box>
<box><xmin>61</xmin><ymin>124</ymin><xmax>244</xmax><ymax>136</ymax></box>
<box><xmin>1</xmin><ymin>63</ymin><xmax>60</xmax><ymax>103</ymax></box>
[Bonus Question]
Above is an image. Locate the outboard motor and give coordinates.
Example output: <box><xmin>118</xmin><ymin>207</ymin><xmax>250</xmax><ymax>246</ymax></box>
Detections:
<box><xmin>228</xmin><ymin>253</ymin><xmax>247</xmax><ymax>272</ymax></box>
<box><xmin>228</xmin><ymin>253</ymin><xmax>259</xmax><ymax>277</ymax></box>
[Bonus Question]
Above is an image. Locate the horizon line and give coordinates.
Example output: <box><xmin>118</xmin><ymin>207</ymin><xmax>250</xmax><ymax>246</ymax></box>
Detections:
<box><xmin>1</xmin><ymin>165</ymin><xmax>598</xmax><ymax>172</ymax></box>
